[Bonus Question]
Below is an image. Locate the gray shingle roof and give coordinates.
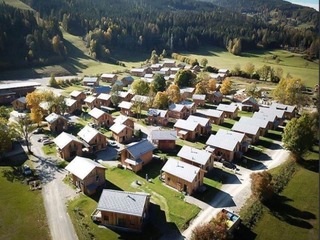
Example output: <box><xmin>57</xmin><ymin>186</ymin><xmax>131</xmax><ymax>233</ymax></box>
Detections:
<box><xmin>110</xmin><ymin>123</ymin><xmax>126</xmax><ymax>134</ymax></box>
<box><xmin>259</xmin><ymin>107</ymin><xmax>285</xmax><ymax>119</ymax></box>
<box><xmin>53</xmin><ymin>132</ymin><xmax>82</xmax><ymax>149</ymax></box>
<box><xmin>118</xmin><ymin>101</ymin><xmax>132</xmax><ymax>109</ymax></box>
<box><xmin>196</xmin><ymin>109</ymin><xmax>223</xmax><ymax>118</ymax></box>
<box><xmin>252</xmin><ymin>112</ymin><xmax>276</xmax><ymax>123</ymax></box>
<box><xmin>77</xmin><ymin>125</ymin><xmax>100</xmax><ymax>143</ymax></box>
<box><xmin>97</xmin><ymin>189</ymin><xmax>149</xmax><ymax>217</ymax></box>
<box><xmin>217</xmin><ymin>104</ymin><xmax>238</xmax><ymax>113</ymax></box>
<box><xmin>177</xmin><ymin>145</ymin><xmax>211</xmax><ymax>166</ymax></box>
<box><xmin>45</xmin><ymin>113</ymin><xmax>66</xmax><ymax>124</ymax></box>
<box><xmin>239</xmin><ymin>116</ymin><xmax>268</xmax><ymax>129</ymax></box>
<box><xmin>232</xmin><ymin>122</ymin><xmax>260</xmax><ymax>136</ymax></box>
<box><xmin>161</xmin><ymin>158</ymin><xmax>200</xmax><ymax>183</ymax></box>
<box><xmin>187</xmin><ymin>115</ymin><xmax>209</xmax><ymax>127</ymax></box>
<box><xmin>174</xmin><ymin>119</ymin><xmax>198</xmax><ymax>131</ymax></box>
<box><xmin>126</xmin><ymin>139</ymin><xmax>155</xmax><ymax>159</ymax></box>
<box><xmin>206</xmin><ymin>134</ymin><xmax>239</xmax><ymax>152</ymax></box>
<box><xmin>65</xmin><ymin>156</ymin><xmax>105</xmax><ymax>180</ymax></box>
<box><xmin>150</xmin><ymin>130</ymin><xmax>177</xmax><ymax>140</ymax></box>
<box><xmin>70</xmin><ymin>90</ymin><xmax>83</xmax><ymax>97</ymax></box>
<box><xmin>88</xmin><ymin>108</ymin><xmax>105</xmax><ymax>119</ymax></box>
<box><xmin>147</xmin><ymin>108</ymin><xmax>168</xmax><ymax>117</ymax></box>
<box><xmin>180</xmin><ymin>100</ymin><xmax>195</xmax><ymax>109</ymax></box>
<box><xmin>270</xmin><ymin>102</ymin><xmax>295</xmax><ymax>113</ymax></box>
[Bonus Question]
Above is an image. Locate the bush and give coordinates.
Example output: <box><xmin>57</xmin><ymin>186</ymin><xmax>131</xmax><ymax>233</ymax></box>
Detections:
<box><xmin>192</xmin><ymin>223</ymin><xmax>215</xmax><ymax>240</ymax></box>
<box><xmin>272</xmin><ymin>160</ymin><xmax>297</xmax><ymax>194</ymax></box>
<box><xmin>240</xmin><ymin>198</ymin><xmax>263</xmax><ymax>229</ymax></box>
<box><xmin>56</xmin><ymin>161</ymin><xmax>68</xmax><ymax>168</ymax></box>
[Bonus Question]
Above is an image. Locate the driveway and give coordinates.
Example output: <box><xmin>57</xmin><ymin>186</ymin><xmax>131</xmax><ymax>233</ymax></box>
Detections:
<box><xmin>30</xmin><ymin>134</ymin><xmax>78</xmax><ymax>240</ymax></box>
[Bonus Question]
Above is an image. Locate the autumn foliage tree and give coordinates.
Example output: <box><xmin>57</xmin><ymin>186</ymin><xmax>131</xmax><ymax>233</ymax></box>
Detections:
<box><xmin>153</xmin><ymin>92</ymin><xmax>169</xmax><ymax>109</ymax></box>
<box><xmin>250</xmin><ymin>171</ymin><xmax>274</xmax><ymax>203</ymax></box>
<box><xmin>131</xmin><ymin>79</ymin><xmax>150</xmax><ymax>95</ymax></box>
<box><xmin>166</xmin><ymin>84</ymin><xmax>181</xmax><ymax>103</ymax></box>
<box><xmin>195</xmin><ymin>81</ymin><xmax>208</xmax><ymax>95</ymax></box>
<box><xmin>208</xmin><ymin>79</ymin><xmax>217</xmax><ymax>92</ymax></box>
<box><xmin>174</xmin><ymin>69</ymin><xmax>196</xmax><ymax>88</ymax></box>
<box><xmin>220</xmin><ymin>78</ymin><xmax>232</xmax><ymax>95</ymax></box>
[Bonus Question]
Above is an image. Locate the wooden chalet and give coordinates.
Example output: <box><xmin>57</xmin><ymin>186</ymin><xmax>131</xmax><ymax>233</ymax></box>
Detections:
<box><xmin>45</xmin><ymin>113</ymin><xmax>68</xmax><ymax>133</ymax></box>
<box><xmin>147</xmin><ymin>109</ymin><xmax>169</xmax><ymax>126</ymax></box>
<box><xmin>149</xmin><ymin>130</ymin><xmax>177</xmax><ymax>151</ymax></box>
<box><xmin>88</xmin><ymin>108</ymin><xmax>114</xmax><ymax>128</ymax></box>
<box><xmin>12</xmin><ymin>97</ymin><xmax>27</xmax><ymax>111</ymax></box>
<box><xmin>77</xmin><ymin>125</ymin><xmax>107</xmax><ymax>152</ymax></box>
<box><xmin>53</xmin><ymin>132</ymin><xmax>83</xmax><ymax>160</ymax></box>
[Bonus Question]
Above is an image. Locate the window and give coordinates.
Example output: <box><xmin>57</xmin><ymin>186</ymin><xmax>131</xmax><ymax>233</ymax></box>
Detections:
<box><xmin>96</xmin><ymin>175</ymin><xmax>100</xmax><ymax>182</ymax></box>
<box><xmin>104</xmin><ymin>215</ymin><xmax>109</xmax><ymax>222</ymax></box>
<box><xmin>167</xmin><ymin>177</ymin><xmax>170</xmax><ymax>182</ymax></box>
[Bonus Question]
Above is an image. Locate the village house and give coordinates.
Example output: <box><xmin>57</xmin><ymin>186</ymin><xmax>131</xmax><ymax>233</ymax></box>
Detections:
<box><xmin>130</xmin><ymin>68</ymin><xmax>147</xmax><ymax>77</ymax></box>
<box><xmin>150</xmin><ymin>63</ymin><xmax>162</xmax><ymax>71</ymax></box>
<box><xmin>159</xmin><ymin>67</ymin><xmax>170</xmax><ymax>75</ymax></box>
<box><xmin>180</xmin><ymin>87</ymin><xmax>195</xmax><ymax>100</ymax></box>
<box><xmin>11</xmin><ymin>97</ymin><xmax>27</xmax><ymax>111</ymax></box>
<box><xmin>209</xmin><ymin>91</ymin><xmax>223</xmax><ymax>104</ymax></box>
<box><xmin>110</xmin><ymin>123</ymin><xmax>133</xmax><ymax>143</ymax></box>
<box><xmin>196</xmin><ymin>109</ymin><xmax>224</xmax><ymax>125</ymax></box>
<box><xmin>239</xmin><ymin>117</ymin><xmax>269</xmax><ymax>136</ymax></box>
<box><xmin>120</xmin><ymin>139</ymin><xmax>155</xmax><ymax>172</ymax></box>
<box><xmin>93</xmin><ymin>189</ymin><xmax>150</xmax><ymax>232</ymax></box>
<box><xmin>84</xmin><ymin>96</ymin><xmax>98</xmax><ymax>110</ymax></box>
<box><xmin>45</xmin><ymin>113</ymin><xmax>68</xmax><ymax>133</ymax></box>
<box><xmin>70</xmin><ymin>90</ymin><xmax>86</xmax><ymax>104</ymax></box>
<box><xmin>83</xmin><ymin>77</ymin><xmax>99</xmax><ymax>87</ymax></box>
<box><xmin>258</xmin><ymin>107</ymin><xmax>285</xmax><ymax>126</ymax></box>
<box><xmin>192</xmin><ymin>94</ymin><xmax>206</xmax><ymax>107</ymax></box>
<box><xmin>118</xmin><ymin>101</ymin><xmax>134</xmax><ymax>116</ymax></box>
<box><xmin>118</xmin><ymin>91</ymin><xmax>133</xmax><ymax>102</ymax></box>
<box><xmin>218</xmin><ymin>69</ymin><xmax>230</xmax><ymax>76</ymax></box>
<box><xmin>88</xmin><ymin>108</ymin><xmax>114</xmax><ymax>128</ymax></box>
<box><xmin>174</xmin><ymin>119</ymin><xmax>199</xmax><ymax>141</ymax></box>
<box><xmin>65</xmin><ymin>156</ymin><xmax>106</xmax><ymax>195</ymax></box>
<box><xmin>252</xmin><ymin>112</ymin><xmax>277</xmax><ymax>130</ymax></box>
<box><xmin>186</xmin><ymin>115</ymin><xmax>211</xmax><ymax>136</ymax></box>
<box><xmin>147</xmin><ymin>108</ymin><xmax>169</xmax><ymax>126</ymax></box>
<box><xmin>97</xmin><ymin>93</ymin><xmax>112</xmax><ymax>108</ymax></box>
<box><xmin>181</xmin><ymin>101</ymin><xmax>197</xmax><ymax>115</ymax></box>
<box><xmin>231</xmin><ymin>122</ymin><xmax>260</xmax><ymax>144</ymax></box>
<box><xmin>149</xmin><ymin>129</ymin><xmax>177</xmax><ymax>151</ymax></box>
<box><xmin>170</xmin><ymin>67</ymin><xmax>181</xmax><ymax>74</ymax></box>
<box><xmin>162</xmin><ymin>60</ymin><xmax>176</xmax><ymax>68</ymax></box>
<box><xmin>206</xmin><ymin>129</ymin><xmax>248</xmax><ymax>161</ymax></box>
<box><xmin>65</xmin><ymin>98</ymin><xmax>81</xmax><ymax>114</ymax></box>
<box><xmin>114</xmin><ymin>115</ymin><xmax>134</xmax><ymax>130</ymax></box>
<box><xmin>241</xmin><ymin>97</ymin><xmax>260</xmax><ymax>112</ymax></box>
<box><xmin>131</xmin><ymin>95</ymin><xmax>151</xmax><ymax>110</ymax></box>
<box><xmin>39</xmin><ymin>102</ymin><xmax>50</xmax><ymax>116</ymax></box>
<box><xmin>91</xmin><ymin>86</ymin><xmax>112</xmax><ymax>96</ymax></box>
<box><xmin>161</xmin><ymin>158</ymin><xmax>204</xmax><ymax>195</ymax></box>
<box><xmin>209</xmin><ymin>73</ymin><xmax>225</xmax><ymax>82</ymax></box>
<box><xmin>270</xmin><ymin>102</ymin><xmax>296</xmax><ymax>119</ymax></box>
<box><xmin>53</xmin><ymin>132</ymin><xmax>83</xmax><ymax>160</ymax></box>
<box><xmin>77</xmin><ymin>125</ymin><xmax>107</xmax><ymax>152</ymax></box>
<box><xmin>178</xmin><ymin>145</ymin><xmax>213</xmax><ymax>172</ymax></box>
<box><xmin>168</xmin><ymin>103</ymin><xmax>189</xmax><ymax>119</ymax></box>
<box><xmin>100</xmin><ymin>73</ymin><xmax>118</xmax><ymax>83</ymax></box>
<box><xmin>217</xmin><ymin>104</ymin><xmax>238</xmax><ymax>119</ymax></box>
<box><xmin>121</xmin><ymin>76</ymin><xmax>134</xmax><ymax>87</ymax></box>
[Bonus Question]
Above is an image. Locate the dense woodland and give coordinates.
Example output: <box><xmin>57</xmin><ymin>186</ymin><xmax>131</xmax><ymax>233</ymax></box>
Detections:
<box><xmin>0</xmin><ymin>0</ymin><xmax>319</xmax><ymax>69</ymax></box>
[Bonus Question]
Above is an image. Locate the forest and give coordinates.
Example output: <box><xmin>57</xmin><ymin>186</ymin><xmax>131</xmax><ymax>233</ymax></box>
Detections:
<box><xmin>0</xmin><ymin>0</ymin><xmax>319</xmax><ymax>69</ymax></box>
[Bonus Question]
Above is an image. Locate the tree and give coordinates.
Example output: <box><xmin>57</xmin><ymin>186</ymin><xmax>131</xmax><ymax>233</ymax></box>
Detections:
<box><xmin>131</xmin><ymin>99</ymin><xmax>144</xmax><ymax>119</ymax></box>
<box><xmin>153</xmin><ymin>92</ymin><xmax>169</xmax><ymax>109</ymax></box>
<box><xmin>195</xmin><ymin>81</ymin><xmax>208</xmax><ymax>95</ymax></box>
<box><xmin>111</xmin><ymin>84</ymin><xmax>121</xmax><ymax>106</ymax></box>
<box><xmin>245</xmin><ymin>83</ymin><xmax>261</xmax><ymax>98</ymax></box>
<box><xmin>232</xmin><ymin>64</ymin><xmax>241</xmax><ymax>75</ymax></box>
<box><xmin>200</xmin><ymin>58</ymin><xmax>208</xmax><ymax>67</ymax></box>
<box><xmin>0</xmin><ymin>106</ymin><xmax>10</xmax><ymax>119</ymax></box>
<box><xmin>152</xmin><ymin>74</ymin><xmax>166</xmax><ymax>92</ymax></box>
<box><xmin>273</xmin><ymin>77</ymin><xmax>305</xmax><ymax>107</ymax></box>
<box><xmin>220</xmin><ymin>78</ymin><xmax>232</xmax><ymax>95</ymax></box>
<box><xmin>131</xmin><ymin>79</ymin><xmax>150</xmax><ymax>95</ymax></box>
<box><xmin>192</xmin><ymin>223</ymin><xmax>215</xmax><ymax>240</ymax></box>
<box><xmin>283</xmin><ymin>113</ymin><xmax>314</xmax><ymax>158</ymax></box>
<box><xmin>174</xmin><ymin>69</ymin><xmax>196</xmax><ymax>88</ymax></box>
<box><xmin>231</xmin><ymin>38</ymin><xmax>242</xmax><ymax>55</ymax></box>
<box><xmin>30</xmin><ymin>107</ymin><xmax>43</xmax><ymax>126</ymax></box>
<box><xmin>250</xmin><ymin>171</ymin><xmax>274</xmax><ymax>202</ymax></box>
<box><xmin>244</xmin><ymin>62</ymin><xmax>255</xmax><ymax>77</ymax></box>
<box><xmin>49</xmin><ymin>74</ymin><xmax>58</xmax><ymax>88</ymax></box>
<box><xmin>208</xmin><ymin>79</ymin><xmax>217</xmax><ymax>92</ymax></box>
<box><xmin>12</xmin><ymin>115</ymin><xmax>36</xmax><ymax>154</ymax></box>
<box><xmin>166</xmin><ymin>84</ymin><xmax>181</xmax><ymax>103</ymax></box>
<box><xmin>0</xmin><ymin>117</ymin><xmax>16</xmax><ymax>156</ymax></box>
<box><xmin>257</xmin><ymin>65</ymin><xmax>272</xmax><ymax>81</ymax></box>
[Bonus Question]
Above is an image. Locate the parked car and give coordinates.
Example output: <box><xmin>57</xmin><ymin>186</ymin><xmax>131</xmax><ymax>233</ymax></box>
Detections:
<box><xmin>34</xmin><ymin>128</ymin><xmax>43</xmax><ymax>134</ymax></box>
<box><xmin>108</xmin><ymin>140</ymin><xmax>118</xmax><ymax>148</ymax></box>
<box><xmin>42</xmin><ymin>139</ymin><xmax>53</xmax><ymax>145</ymax></box>
<box><xmin>23</xmin><ymin>165</ymin><xmax>32</xmax><ymax>175</ymax></box>
<box><xmin>38</xmin><ymin>136</ymin><xmax>49</xmax><ymax>142</ymax></box>
<box><xmin>222</xmin><ymin>160</ymin><xmax>236</xmax><ymax>170</ymax></box>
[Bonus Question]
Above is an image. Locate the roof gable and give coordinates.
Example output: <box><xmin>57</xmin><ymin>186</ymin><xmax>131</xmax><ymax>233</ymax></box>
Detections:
<box><xmin>53</xmin><ymin>132</ymin><xmax>82</xmax><ymax>149</ymax></box>
<box><xmin>150</xmin><ymin>130</ymin><xmax>177</xmax><ymax>140</ymax></box>
<box><xmin>178</xmin><ymin>145</ymin><xmax>211</xmax><ymax>165</ymax></box>
<box><xmin>126</xmin><ymin>139</ymin><xmax>155</xmax><ymax>159</ymax></box>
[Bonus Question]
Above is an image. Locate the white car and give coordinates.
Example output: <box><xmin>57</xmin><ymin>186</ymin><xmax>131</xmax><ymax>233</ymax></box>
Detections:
<box><xmin>42</xmin><ymin>139</ymin><xmax>53</xmax><ymax>145</ymax></box>
<box><xmin>108</xmin><ymin>141</ymin><xmax>118</xmax><ymax>148</ymax></box>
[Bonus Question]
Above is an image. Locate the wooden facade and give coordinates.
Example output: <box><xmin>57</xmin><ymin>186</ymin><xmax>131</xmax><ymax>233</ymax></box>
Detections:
<box><xmin>112</xmin><ymin>125</ymin><xmax>133</xmax><ymax>143</ymax></box>
<box><xmin>92</xmin><ymin>112</ymin><xmax>114</xmax><ymax>128</ymax></box>
<box><xmin>157</xmin><ymin>140</ymin><xmax>176</xmax><ymax>151</ymax></box>
<box><xmin>58</xmin><ymin>140</ymin><xmax>83</xmax><ymax>160</ymax></box>
<box><xmin>120</xmin><ymin>150</ymin><xmax>153</xmax><ymax>173</ymax></box>
<box><xmin>48</xmin><ymin>117</ymin><xmax>68</xmax><ymax>133</ymax></box>
<box><xmin>12</xmin><ymin>98</ymin><xmax>27</xmax><ymax>111</ymax></box>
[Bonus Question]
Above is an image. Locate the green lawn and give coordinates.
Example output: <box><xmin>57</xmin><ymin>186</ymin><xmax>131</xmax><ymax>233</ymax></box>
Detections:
<box><xmin>183</xmin><ymin>47</ymin><xmax>318</xmax><ymax>88</ymax></box>
<box><xmin>253</xmin><ymin>151</ymin><xmax>319</xmax><ymax>240</ymax></box>
<box><xmin>0</xmin><ymin>167</ymin><xmax>50</xmax><ymax>239</ymax></box>
<box><xmin>176</xmin><ymin>139</ymin><xmax>206</xmax><ymax>149</ymax></box>
<box><xmin>42</xmin><ymin>143</ymin><xmax>57</xmax><ymax>155</ymax></box>
<box><xmin>238</xmin><ymin>111</ymin><xmax>254</xmax><ymax>118</ymax></box>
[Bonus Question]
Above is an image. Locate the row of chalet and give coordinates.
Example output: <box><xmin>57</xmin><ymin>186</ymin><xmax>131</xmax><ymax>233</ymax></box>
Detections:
<box><xmin>65</xmin><ymin>156</ymin><xmax>150</xmax><ymax>232</ymax></box>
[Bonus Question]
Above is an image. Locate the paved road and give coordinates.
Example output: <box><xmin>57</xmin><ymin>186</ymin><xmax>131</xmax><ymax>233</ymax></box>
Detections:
<box><xmin>30</xmin><ymin>134</ymin><xmax>78</xmax><ymax>240</ymax></box>
<box><xmin>182</xmin><ymin>144</ymin><xmax>290</xmax><ymax>239</ymax></box>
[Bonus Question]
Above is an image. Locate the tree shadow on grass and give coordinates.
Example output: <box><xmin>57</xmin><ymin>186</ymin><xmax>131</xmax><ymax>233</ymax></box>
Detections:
<box><xmin>297</xmin><ymin>158</ymin><xmax>319</xmax><ymax>173</ymax></box>
<box><xmin>236</xmin><ymin>157</ymin><xmax>267</xmax><ymax>170</ymax></box>
<box><xmin>1</xmin><ymin>167</ymin><xmax>25</xmax><ymax>182</ymax></box>
<box><xmin>264</xmin><ymin>132</ymin><xmax>282</xmax><ymax>141</ymax></box>
<box><xmin>138</xmin><ymin>159</ymin><xmax>164</xmax><ymax>180</ymax></box>
<box><xmin>256</xmin><ymin>138</ymin><xmax>281</xmax><ymax>150</ymax></box>
<box><xmin>233</xmin><ymin>223</ymin><xmax>257</xmax><ymax>240</ymax></box>
<box><xmin>244</xmin><ymin>148</ymin><xmax>272</xmax><ymax>161</ymax></box>
<box><xmin>221</xmin><ymin>121</ymin><xmax>234</xmax><ymax>129</ymax></box>
<box><xmin>265</xmin><ymin>195</ymin><xmax>316</xmax><ymax>229</ymax></box>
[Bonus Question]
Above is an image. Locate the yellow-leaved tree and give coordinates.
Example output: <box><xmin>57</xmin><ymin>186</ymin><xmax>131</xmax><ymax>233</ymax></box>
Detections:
<box><xmin>166</xmin><ymin>84</ymin><xmax>181</xmax><ymax>103</ymax></box>
<box><xmin>220</xmin><ymin>78</ymin><xmax>232</xmax><ymax>96</ymax></box>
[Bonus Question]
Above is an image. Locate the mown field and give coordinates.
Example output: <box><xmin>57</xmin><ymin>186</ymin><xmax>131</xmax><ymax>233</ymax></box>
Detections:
<box><xmin>183</xmin><ymin>47</ymin><xmax>318</xmax><ymax>88</ymax></box>
<box><xmin>253</xmin><ymin>150</ymin><xmax>319</xmax><ymax>240</ymax></box>
<box><xmin>0</xmin><ymin>166</ymin><xmax>50</xmax><ymax>239</ymax></box>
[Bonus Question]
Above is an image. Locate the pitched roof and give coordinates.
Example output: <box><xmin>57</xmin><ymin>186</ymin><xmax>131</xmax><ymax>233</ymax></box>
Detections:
<box><xmin>217</xmin><ymin>104</ymin><xmax>238</xmax><ymax>113</ymax></box>
<box><xmin>232</xmin><ymin>122</ymin><xmax>260</xmax><ymax>136</ymax></box>
<box><xmin>192</xmin><ymin>94</ymin><xmax>206</xmax><ymax>100</ymax></box>
<box><xmin>84</xmin><ymin>96</ymin><xmax>96</xmax><ymax>103</ymax></box>
<box><xmin>206</xmin><ymin>134</ymin><xmax>239</xmax><ymax>152</ymax></box>
<box><xmin>118</xmin><ymin>91</ymin><xmax>130</xmax><ymax>98</ymax></box>
<box><xmin>70</xmin><ymin>90</ymin><xmax>83</xmax><ymax>97</ymax></box>
<box><xmin>83</xmin><ymin>77</ymin><xmax>98</xmax><ymax>83</ymax></box>
<box><xmin>15</xmin><ymin>97</ymin><xmax>26</xmax><ymax>103</ymax></box>
<box><xmin>150</xmin><ymin>130</ymin><xmax>177</xmax><ymax>141</ymax></box>
<box><xmin>180</xmin><ymin>100</ymin><xmax>195</xmax><ymax>109</ymax></box>
<box><xmin>161</xmin><ymin>158</ymin><xmax>200</xmax><ymax>183</ymax></box>
<box><xmin>196</xmin><ymin>109</ymin><xmax>223</xmax><ymax>118</ymax></box>
<box><xmin>130</xmin><ymin>68</ymin><xmax>146</xmax><ymax>73</ymax></box>
<box><xmin>126</xmin><ymin>139</ymin><xmax>155</xmax><ymax>159</ymax></box>
<box><xmin>147</xmin><ymin>108</ymin><xmax>168</xmax><ymax>117</ymax></box>
<box><xmin>213</xmin><ymin>91</ymin><xmax>223</xmax><ymax>98</ymax></box>
<box><xmin>110</xmin><ymin>123</ymin><xmax>126</xmax><ymax>134</ymax></box>
<box><xmin>259</xmin><ymin>107</ymin><xmax>285</xmax><ymax>119</ymax></box>
<box><xmin>216</xmin><ymin>129</ymin><xmax>245</xmax><ymax>143</ymax></box>
<box><xmin>169</xmin><ymin>103</ymin><xmax>186</xmax><ymax>112</ymax></box>
<box><xmin>53</xmin><ymin>132</ymin><xmax>82</xmax><ymax>149</ymax></box>
<box><xmin>180</xmin><ymin>87</ymin><xmax>195</xmax><ymax>94</ymax></box>
<box><xmin>101</xmin><ymin>73</ymin><xmax>116</xmax><ymax>78</ymax></box>
<box><xmin>114</xmin><ymin>115</ymin><xmax>130</xmax><ymax>125</ymax></box>
<box><xmin>97</xmin><ymin>189</ymin><xmax>149</xmax><ymax>217</ymax></box>
<box><xmin>252</xmin><ymin>112</ymin><xmax>276</xmax><ymax>123</ymax></box>
<box><xmin>65</xmin><ymin>156</ymin><xmax>105</xmax><ymax>180</ymax></box>
<box><xmin>270</xmin><ymin>102</ymin><xmax>295</xmax><ymax>113</ymax></box>
<box><xmin>88</xmin><ymin>108</ymin><xmax>105</xmax><ymax>119</ymax></box>
<box><xmin>242</xmin><ymin>97</ymin><xmax>258</xmax><ymax>104</ymax></box>
<box><xmin>239</xmin><ymin>116</ymin><xmax>268</xmax><ymax>129</ymax></box>
<box><xmin>65</xmin><ymin>98</ymin><xmax>77</xmax><ymax>107</ymax></box>
<box><xmin>178</xmin><ymin>145</ymin><xmax>211</xmax><ymax>166</ymax></box>
<box><xmin>45</xmin><ymin>113</ymin><xmax>67</xmax><ymax>124</ymax></box>
<box><xmin>77</xmin><ymin>125</ymin><xmax>101</xmax><ymax>143</ymax></box>
<box><xmin>0</xmin><ymin>81</ymin><xmax>40</xmax><ymax>90</ymax></box>
<box><xmin>97</xmin><ymin>93</ymin><xmax>111</xmax><ymax>101</ymax></box>
<box><xmin>174</xmin><ymin>119</ymin><xmax>198</xmax><ymax>131</ymax></box>
<box><xmin>118</xmin><ymin>101</ymin><xmax>133</xmax><ymax>109</ymax></box>
<box><xmin>187</xmin><ymin>115</ymin><xmax>209</xmax><ymax>127</ymax></box>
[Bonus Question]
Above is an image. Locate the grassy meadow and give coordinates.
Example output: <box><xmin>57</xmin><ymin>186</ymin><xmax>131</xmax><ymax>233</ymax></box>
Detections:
<box><xmin>0</xmin><ymin>166</ymin><xmax>50</xmax><ymax>239</ymax></box>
